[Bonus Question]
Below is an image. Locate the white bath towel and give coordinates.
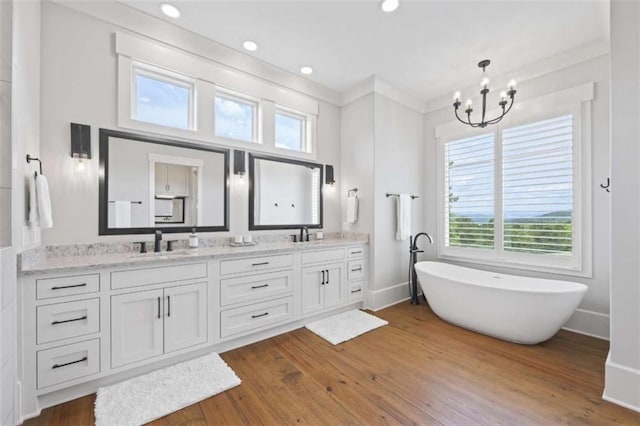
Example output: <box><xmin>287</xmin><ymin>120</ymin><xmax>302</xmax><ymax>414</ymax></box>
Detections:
<box><xmin>28</xmin><ymin>174</ymin><xmax>38</xmax><ymax>226</ymax></box>
<box><xmin>395</xmin><ymin>194</ymin><xmax>411</xmax><ymax>241</ymax></box>
<box><xmin>346</xmin><ymin>195</ymin><xmax>359</xmax><ymax>224</ymax></box>
<box><xmin>35</xmin><ymin>174</ymin><xmax>53</xmax><ymax>229</ymax></box>
<box><xmin>114</xmin><ymin>201</ymin><xmax>132</xmax><ymax>228</ymax></box>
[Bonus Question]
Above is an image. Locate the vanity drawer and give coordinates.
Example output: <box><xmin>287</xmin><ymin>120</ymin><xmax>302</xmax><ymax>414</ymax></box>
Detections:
<box><xmin>36</xmin><ymin>274</ymin><xmax>100</xmax><ymax>300</ymax></box>
<box><xmin>347</xmin><ymin>260</ymin><xmax>365</xmax><ymax>281</ymax></box>
<box><xmin>220</xmin><ymin>270</ymin><xmax>293</xmax><ymax>307</ymax></box>
<box><xmin>301</xmin><ymin>249</ymin><xmax>345</xmax><ymax>265</ymax></box>
<box><xmin>37</xmin><ymin>299</ymin><xmax>100</xmax><ymax>345</ymax></box>
<box><xmin>111</xmin><ymin>263</ymin><xmax>207</xmax><ymax>290</ymax></box>
<box><xmin>348</xmin><ymin>281</ymin><xmax>364</xmax><ymax>302</ymax></box>
<box><xmin>220</xmin><ymin>254</ymin><xmax>293</xmax><ymax>276</ymax></box>
<box><xmin>220</xmin><ymin>296</ymin><xmax>293</xmax><ymax>338</ymax></box>
<box><xmin>347</xmin><ymin>246</ymin><xmax>366</xmax><ymax>259</ymax></box>
<box><xmin>37</xmin><ymin>339</ymin><xmax>100</xmax><ymax>389</ymax></box>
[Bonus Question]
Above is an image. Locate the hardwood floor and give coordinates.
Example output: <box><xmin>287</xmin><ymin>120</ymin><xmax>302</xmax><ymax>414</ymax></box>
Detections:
<box><xmin>26</xmin><ymin>303</ymin><xmax>640</xmax><ymax>425</ymax></box>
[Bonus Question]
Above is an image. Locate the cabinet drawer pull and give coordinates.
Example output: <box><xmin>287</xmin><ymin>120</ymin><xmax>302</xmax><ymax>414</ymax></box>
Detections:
<box><xmin>51</xmin><ymin>316</ymin><xmax>88</xmax><ymax>325</ymax></box>
<box><xmin>251</xmin><ymin>284</ymin><xmax>269</xmax><ymax>289</ymax></box>
<box><xmin>51</xmin><ymin>283</ymin><xmax>87</xmax><ymax>291</ymax></box>
<box><xmin>167</xmin><ymin>295</ymin><xmax>171</xmax><ymax>318</ymax></box>
<box><xmin>351</xmin><ymin>267</ymin><xmax>362</xmax><ymax>272</ymax></box>
<box><xmin>321</xmin><ymin>270</ymin><xmax>326</xmax><ymax>285</ymax></box>
<box><xmin>157</xmin><ymin>297</ymin><xmax>161</xmax><ymax>319</ymax></box>
<box><xmin>351</xmin><ymin>289</ymin><xmax>362</xmax><ymax>294</ymax></box>
<box><xmin>52</xmin><ymin>356</ymin><xmax>88</xmax><ymax>369</ymax></box>
<box><xmin>351</xmin><ymin>250</ymin><xmax>362</xmax><ymax>254</ymax></box>
<box><xmin>326</xmin><ymin>270</ymin><xmax>330</xmax><ymax>285</ymax></box>
<box><xmin>251</xmin><ymin>261</ymin><xmax>270</xmax><ymax>266</ymax></box>
<box><xmin>251</xmin><ymin>312</ymin><xmax>269</xmax><ymax>319</ymax></box>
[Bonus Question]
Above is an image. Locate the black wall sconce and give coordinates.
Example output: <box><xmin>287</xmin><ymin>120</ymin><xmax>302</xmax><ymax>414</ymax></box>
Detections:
<box><xmin>325</xmin><ymin>164</ymin><xmax>335</xmax><ymax>186</ymax></box>
<box><xmin>70</xmin><ymin>123</ymin><xmax>91</xmax><ymax>161</ymax></box>
<box><xmin>234</xmin><ymin>150</ymin><xmax>246</xmax><ymax>175</ymax></box>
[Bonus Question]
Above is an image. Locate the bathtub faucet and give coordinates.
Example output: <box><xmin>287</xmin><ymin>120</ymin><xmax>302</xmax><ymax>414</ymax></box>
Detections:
<box><xmin>409</xmin><ymin>232</ymin><xmax>433</xmax><ymax>305</ymax></box>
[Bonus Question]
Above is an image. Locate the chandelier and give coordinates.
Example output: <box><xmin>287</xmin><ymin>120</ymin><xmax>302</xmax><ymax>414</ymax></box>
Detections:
<box><xmin>453</xmin><ymin>59</ymin><xmax>517</xmax><ymax>128</ymax></box>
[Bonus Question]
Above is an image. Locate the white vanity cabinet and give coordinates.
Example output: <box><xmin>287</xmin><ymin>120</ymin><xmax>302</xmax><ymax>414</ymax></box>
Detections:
<box><xmin>19</xmin><ymin>241</ymin><xmax>368</xmax><ymax>421</ymax></box>
<box><xmin>111</xmin><ymin>282</ymin><xmax>207</xmax><ymax>367</ymax></box>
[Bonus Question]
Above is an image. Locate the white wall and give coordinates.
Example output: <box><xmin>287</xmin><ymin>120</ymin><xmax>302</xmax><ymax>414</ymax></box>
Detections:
<box><xmin>605</xmin><ymin>0</ymin><xmax>640</xmax><ymax>412</ymax></box>
<box><xmin>38</xmin><ymin>1</ymin><xmax>341</xmax><ymax>245</ymax></box>
<box><xmin>423</xmin><ymin>54</ymin><xmax>611</xmax><ymax>339</ymax></box>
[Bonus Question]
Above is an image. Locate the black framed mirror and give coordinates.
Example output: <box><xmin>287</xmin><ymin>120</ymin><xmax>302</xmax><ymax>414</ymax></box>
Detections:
<box><xmin>248</xmin><ymin>153</ymin><xmax>323</xmax><ymax>230</ymax></box>
<box><xmin>99</xmin><ymin>129</ymin><xmax>229</xmax><ymax>235</ymax></box>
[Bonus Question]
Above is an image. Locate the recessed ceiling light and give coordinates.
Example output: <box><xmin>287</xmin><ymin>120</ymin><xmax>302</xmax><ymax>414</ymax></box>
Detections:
<box><xmin>300</xmin><ymin>66</ymin><xmax>313</xmax><ymax>75</ymax></box>
<box><xmin>242</xmin><ymin>40</ymin><xmax>258</xmax><ymax>52</ymax></box>
<box><xmin>380</xmin><ymin>0</ymin><xmax>399</xmax><ymax>12</ymax></box>
<box><xmin>160</xmin><ymin>3</ymin><xmax>181</xmax><ymax>18</ymax></box>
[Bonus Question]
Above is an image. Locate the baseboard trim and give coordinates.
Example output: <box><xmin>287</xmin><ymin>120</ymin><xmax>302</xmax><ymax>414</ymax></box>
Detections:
<box><xmin>365</xmin><ymin>282</ymin><xmax>412</xmax><ymax>311</ymax></box>
<box><xmin>603</xmin><ymin>352</ymin><xmax>640</xmax><ymax>413</ymax></box>
<box><xmin>562</xmin><ymin>308</ymin><xmax>609</xmax><ymax>340</ymax></box>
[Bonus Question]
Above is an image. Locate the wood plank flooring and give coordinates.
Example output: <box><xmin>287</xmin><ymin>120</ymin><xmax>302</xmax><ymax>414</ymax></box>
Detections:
<box><xmin>26</xmin><ymin>303</ymin><xmax>640</xmax><ymax>425</ymax></box>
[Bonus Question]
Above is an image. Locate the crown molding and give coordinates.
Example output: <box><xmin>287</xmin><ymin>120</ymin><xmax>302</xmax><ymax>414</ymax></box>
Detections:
<box><xmin>340</xmin><ymin>75</ymin><xmax>425</xmax><ymax>113</ymax></box>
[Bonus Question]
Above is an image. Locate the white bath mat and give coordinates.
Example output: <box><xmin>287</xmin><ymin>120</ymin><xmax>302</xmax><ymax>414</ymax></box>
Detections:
<box><xmin>94</xmin><ymin>353</ymin><xmax>241</xmax><ymax>426</ymax></box>
<box><xmin>305</xmin><ymin>309</ymin><xmax>388</xmax><ymax>345</ymax></box>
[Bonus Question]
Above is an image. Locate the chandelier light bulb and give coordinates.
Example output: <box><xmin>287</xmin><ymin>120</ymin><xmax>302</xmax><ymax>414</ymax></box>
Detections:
<box><xmin>481</xmin><ymin>77</ymin><xmax>490</xmax><ymax>89</ymax></box>
<box><xmin>508</xmin><ymin>79</ymin><xmax>517</xmax><ymax>90</ymax></box>
<box><xmin>465</xmin><ymin>99</ymin><xmax>473</xmax><ymax>108</ymax></box>
<box><xmin>453</xmin><ymin>91</ymin><xmax>461</xmax><ymax>102</ymax></box>
<box><xmin>500</xmin><ymin>91</ymin><xmax>507</xmax><ymax>101</ymax></box>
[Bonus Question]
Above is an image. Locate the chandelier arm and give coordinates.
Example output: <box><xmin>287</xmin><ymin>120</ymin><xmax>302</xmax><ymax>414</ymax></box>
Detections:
<box><xmin>454</xmin><ymin>108</ymin><xmax>470</xmax><ymax>125</ymax></box>
<box><xmin>484</xmin><ymin>97</ymin><xmax>516</xmax><ymax>125</ymax></box>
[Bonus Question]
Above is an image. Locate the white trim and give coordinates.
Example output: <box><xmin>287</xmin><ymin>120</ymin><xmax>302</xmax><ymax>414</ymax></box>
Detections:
<box><xmin>213</xmin><ymin>89</ymin><xmax>260</xmax><ymax>144</ymax></box>
<box><xmin>604</xmin><ymin>353</ymin><xmax>640</xmax><ymax>413</ymax></box>
<box><xmin>340</xmin><ymin>75</ymin><xmax>425</xmax><ymax>113</ymax></box>
<box><xmin>562</xmin><ymin>308</ymin><xmax>610</xmax><ymax>340</ymax></box>
<box><xmin>365</xmin><ymin>282</ymin><xmax>411</xmax><ymax>311</ymax></box>
<box><xmin>424</xmin><ymin>39</ymin><xmax>608</xmax><ymax>114</ymax></box>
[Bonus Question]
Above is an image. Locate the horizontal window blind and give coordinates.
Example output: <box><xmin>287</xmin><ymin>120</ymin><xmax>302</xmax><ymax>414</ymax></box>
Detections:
<box><xmin>444</xmin><ymin>133</ymin><xmax>495</xmax><ymax>249</ymax></box>
<box><xmin>502</xmin><ymin>115</ymin><xmax>573</xmax><ymax>255</ymax></box>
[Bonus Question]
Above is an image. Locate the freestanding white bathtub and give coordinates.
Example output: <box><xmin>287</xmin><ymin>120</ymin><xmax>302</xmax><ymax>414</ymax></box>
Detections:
<box><xmin>414</xmin><ymin>261</ymin><xmax>587</xmax><ymax>344</ymax></box>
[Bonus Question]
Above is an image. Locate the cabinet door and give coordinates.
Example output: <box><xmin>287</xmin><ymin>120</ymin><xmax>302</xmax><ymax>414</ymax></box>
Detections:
<box><xmin>167</xmin><ymin>164</ymin><xmax>188</xmax><ymax>195</ymax></box>
<box><xmin>111</xmin><ymin>289</ymin><xmax>164</xmax><ymax>368</ymax></box>
<box><xmin>164</xmin><ymin>282</ymin><xmax>208</xmax><ymax>353</ymax></box>
<box><xmin>155</xmin><ymin>164</ymin><xmax>169</xmax><ymax>193</ymax></box>
<box><xmin>301</xmin><ymin>266</ymin><xmax>324</xmax><ymax>315</ymax></box>
<box><xmin>324</xmin><ymin>263</ymin><xmax>346</xmax><ymax>309</ymax></box>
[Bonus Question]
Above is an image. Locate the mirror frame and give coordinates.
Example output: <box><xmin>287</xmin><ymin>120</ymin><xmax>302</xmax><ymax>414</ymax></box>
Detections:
<box><xmin>248</xmin><ymin>153</ymin><xmax>323</xmax><ymax>230</ymax></box>
<box><xmin>98</xmin><ymin>128</ymin><xmax>230</xmax><ymax>235</ymax></box>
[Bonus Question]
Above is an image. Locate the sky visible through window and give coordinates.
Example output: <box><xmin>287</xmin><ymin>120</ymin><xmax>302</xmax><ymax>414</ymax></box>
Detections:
<box><xmin>215</xmin><ymin>97</ymin><xmax>254</xmax><ymax>142</ymax></box>
<box><xmin>136</xmin><ymin>74</ymin><xmax>190</xmax><ymax>129</ymax></box>
<box><xmin>275</xmin><ymin>113</ymin><xmax>303</xmax><ymax>151</ymax></box>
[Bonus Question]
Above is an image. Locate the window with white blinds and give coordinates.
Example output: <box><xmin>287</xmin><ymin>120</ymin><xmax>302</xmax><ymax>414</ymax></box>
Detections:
<box><xmin>440</xmin><ymin>113</ymin><xmax>579</xmax><ymax>270</ymax></box>
<box><xmin>502</xmin><ymin>115</ymin><xmax>573</xmax><ymax>256</ymax></box>
<box><xmin>444</xmin><ymin>133</ymin><xmax>495</xmax><ymax>249</ymax></box>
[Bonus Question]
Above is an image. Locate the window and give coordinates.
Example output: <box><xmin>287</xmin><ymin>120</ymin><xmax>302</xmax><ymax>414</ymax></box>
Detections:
<box><xmin>133</xmin><ymin>64</ymin><xmax>194</xmax><ymax>130</ymax></box>
<box><xmin>441</xmin><ymin>113</ymin><xmax>581</xmax><ymax>271</ymax></box>
<box><xmin>275</xmin><ymin>109</ymin><xmax>307</xmax><ymax>152</ymax></box>
<box><xmin>214</xmin><ymin>92</ymin><xmax>257</xmax><ymax>143</ymax></box>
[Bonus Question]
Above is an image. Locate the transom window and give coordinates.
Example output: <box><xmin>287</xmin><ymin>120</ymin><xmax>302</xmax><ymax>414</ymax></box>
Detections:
<box><xmin>214</xmin><ymin>92</ymin><xmax>258</xmax><ymax>143</ymax></box>
<box><xmin>132</xmin><ymin>63</ymin><xmax>195</xmax><ymax>130</ymax></box>
<box><xmin>275</xmin><ymin>109</ymin><xmax>308</xmax><ymax>152</ymax></box>
<box><xmin>441</xmin><ymin>113</ymin><xmax>581</xmax><ymax>271</ymax></box>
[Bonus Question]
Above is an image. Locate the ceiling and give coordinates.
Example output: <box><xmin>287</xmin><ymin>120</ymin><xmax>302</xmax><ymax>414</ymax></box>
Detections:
<box><xmin>119</xmin><ymin>0</ymin><xmax>609</xmax><ymax>102</ymax></box>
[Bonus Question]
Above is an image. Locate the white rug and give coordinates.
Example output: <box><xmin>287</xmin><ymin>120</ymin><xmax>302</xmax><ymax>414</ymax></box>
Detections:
<box><xmin>94</xmin><ymin>353</ymin><xmax>241</xmax><ymax>426</ymax></box>
<box><xmin>305</xmin><ymin>309</ymin><xmax>389</xmax><ymax>345</ymax></box>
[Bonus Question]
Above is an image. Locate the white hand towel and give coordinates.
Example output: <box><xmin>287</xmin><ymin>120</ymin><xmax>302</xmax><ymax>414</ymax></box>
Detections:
<box><xmin>114</xmin><ymin>201</ymin><xmax>132</xmax><ymax>228</ymax></box>
<box><xmin>28</xmin><ymin>174</ymin><xmax>38</xmax><ymax>226</ymax></box>
<box><xmin>395</xmin><ymin>194</ymin><xmax>411</xmax><ymax>241</ymax></box>
<box><xmin>35</xmin><ymin>174</ymin><xmax>53</xmax><ymax>229</ymax></box>
<box><xmin>346</xmin><ymin>195</ymin><xmax>359</xmax><ymax>224</ymax></box>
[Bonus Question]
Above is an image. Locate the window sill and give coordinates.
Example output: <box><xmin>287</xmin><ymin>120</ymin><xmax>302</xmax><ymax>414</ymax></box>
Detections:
<box><xmin>436</xmin><ymin>253</ymin><xmax>593</xmax><ymax>279</ymax></box>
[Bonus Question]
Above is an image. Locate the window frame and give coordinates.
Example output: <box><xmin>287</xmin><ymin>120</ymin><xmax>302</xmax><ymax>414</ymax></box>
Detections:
<box><xmin>435</xmin><ymin>84</ymin><xmax>593</xmax><ymax>277</ymax></box>
<box><xmin>213</xmin><ymin>88</ymin><xmax>260</xmax><ymax>144</ymax></box>
<box><xmin>274</xmin><ymin>106</ymin><xmax>311</xmax><ymax>153</ymax></box>
<box><xmin>131</xmin><ymin>61</ymin><xmax>197</xmax><ymax>131</ymax></box>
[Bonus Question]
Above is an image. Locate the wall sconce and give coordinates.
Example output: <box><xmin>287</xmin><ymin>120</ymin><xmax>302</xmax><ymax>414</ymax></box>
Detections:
<box><xmin>325</xmin><ymin>164</ymin><xmax>336</xmax><ymax>190</ymax></box>
<box><xmin>70</xmin><ymin>123</ymin><xmax>91</xmax><ymax>171</ymax></box>
<box><xmin>234</xmin><ymin>150</ymin><xmax>246</xmax><ymax>184</ymax></box>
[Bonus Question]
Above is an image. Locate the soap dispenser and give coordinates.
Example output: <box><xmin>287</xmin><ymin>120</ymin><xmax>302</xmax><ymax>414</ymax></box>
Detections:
<box><xmin>189</xmin><ymin>228</ymin><xmax>199</xmax><ymax>249</ymax></box>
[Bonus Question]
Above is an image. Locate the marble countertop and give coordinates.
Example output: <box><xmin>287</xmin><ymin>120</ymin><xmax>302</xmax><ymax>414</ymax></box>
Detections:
<box><xmin>19</xmin><ymin>237</ymin><xmax>368</xmax><ymax>276</ymax></box>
